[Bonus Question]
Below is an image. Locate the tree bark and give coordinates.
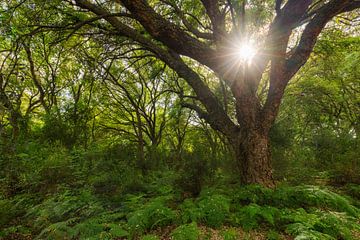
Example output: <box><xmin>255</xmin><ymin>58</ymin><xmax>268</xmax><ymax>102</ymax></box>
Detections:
<box><xmin>231</xmin><ymin>128</ymin><xmax>274</xmax><ymax>187</ymax></box>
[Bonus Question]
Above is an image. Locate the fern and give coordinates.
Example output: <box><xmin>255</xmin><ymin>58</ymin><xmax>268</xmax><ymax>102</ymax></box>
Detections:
<box><xmin>279</xmin><ymin>208</ymin><xmax>360</xmax><ymax>240</ymax></box>
<box><xmin>197</xmin><ymin>193</ymin><xmax>230</xmax><ymax>228</ymax></box>
<box><xmin>273</xmin><ymin>186</ymin><xmax>359</xmax><ymax>217</ymax></box>
<box><xmin>231</xmin><ymin>204</ymin><xmax>279</xmax><ymax>230</ymax></box>
<box><xmin>171</xmin><ymin>222</ymin><xmax>199</xmax><ymax>240</ymax></box>
<box><xmin>127</xmin><ymin>196</ymin><xmax>176</xmax><ymax>235</ymax></box>
<box><xmin>179</xmin><ymin>199</ymin><xmax>202</xmax><ymax>224</ymax></box>
<box><xmin>286</xmin><ymin>223</ymin><xmax>335</xmax><ymax>240</ymax></box>
<box><xmin>221</xmin><ymin>228</ymin><xmax>238</xmax><ymax>240</ymax></box>
<box><xmin>26</xmin><ymin>189</ymin><xmax>104</xmax><ymax>231</ymax></box>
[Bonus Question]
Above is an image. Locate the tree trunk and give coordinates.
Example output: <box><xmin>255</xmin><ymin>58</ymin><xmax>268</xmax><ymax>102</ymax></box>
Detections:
<box><xmin>231</xmin><ymin>129</ymin><xmax>274</xmax><ymax>187</ymax></box>
<box><xmin>135</xmin><ymin>109</ymin><xmax>146</xmax><ymax>174</ymax></box>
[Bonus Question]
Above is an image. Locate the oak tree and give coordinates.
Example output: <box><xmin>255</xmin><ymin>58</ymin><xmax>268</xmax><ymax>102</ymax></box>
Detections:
<box><xmin>11</xmin><ymin>0</ymin><xmax>359</xmax><ymax>186</ymax></box>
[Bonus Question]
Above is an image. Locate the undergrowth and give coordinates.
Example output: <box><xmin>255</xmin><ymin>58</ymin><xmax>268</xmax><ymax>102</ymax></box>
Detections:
<box><xmin>1</xmin><ymin>182</ymin><xmax>359</xmax><ymax>240</ymax></box>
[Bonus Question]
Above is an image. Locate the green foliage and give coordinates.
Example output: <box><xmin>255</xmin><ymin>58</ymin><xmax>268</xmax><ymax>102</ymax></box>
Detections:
<box><xmin>286</xmin><ymin>223</ymin><xmax>335</xmax><ymax>240</ymax></box>
<box><xmin>279</xmin><ymin>208</ymin><xmax>360</xmax><ymax>240</ymax></box>
<box><xmin>231</xmin><ymin>203</ymin><xmax>279</xmax><ymax>230</ymax></box>
<box><xmin>179</xmin><ymin>199</ymin><xmax>203</xmax><ymax>224</ymax></box>
<box><xmin>171</xmin><ymin>222</ymin><xmax>199</xmax><ymax>240</ymax></box>
<box><xmin>26</xmin><ymin>189</ymin><xmax>104</xmax><ymax>231</ymax></box>
<box><xmin>35</xmin><ymin>215</ymin><xmax>129</xmax><ymax>240</ymax></box>
<box><xmin>197</xmin><ymin>191</ymin><xmax>230</xmax><ymax>228</ymax></box>
<box><xmin>271</xmin><ymin>186</ymin><xmax>359</xmax><ymax>217</ymax></box>
<box><xmin>221</xmin><ymin>228</ymin><xmax>238</xmax><ymax>240</ymax></box>
<box><xmin>1</xmin><ymin>2</ymin><xmax>359</xmax><ymax>239</ymax></box>
<box><xmin>0</xmin><ymin>194</ymin><xmax>35</xmax><ymax>228</ymax></box>
<box><xmin>344</xmin><ymin>184</ymin><xmax>360</xmax><ymax>202</ymax></box>
<box><xmin>232</xmin><ymin>185</ymin><xmax>359</xmax><ymax>217</ymax></box>
<box><xmin>141</xmin><ymin>234</ymin><xmax>160</xmax><ymax>240</ymax></box>
<box><xmin>266</xmin><ymin>230</ymin><xmax>281</xmax><ymax>240</ymax></box>
<box><xmin>232</xmin><ymin>184</ymin><xmax>273</xmax><ymax>205</ymax></box>
<box><xmin>127</xmin><ymin>196</ymin><xmax>177</xmax><ymax>235</ymax></box>
<box><xmin>175</xmin><ymin>151</ymin><xmax>211</xmax><ymax>197</ymax></box>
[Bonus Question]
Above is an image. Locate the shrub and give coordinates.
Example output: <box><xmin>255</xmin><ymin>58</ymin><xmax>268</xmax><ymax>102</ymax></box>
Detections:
<box><xmin>232</xmin><ymin>184</ymin><xmax>273</xmax><ymax>205</ymax></box>
<box><xmin>266</xmin><ymin>230</ymin><xmax>281</xmax><ymax>240</ymax></box>
<box><xmin>231</xmin><ymin>204</ymin><xmax>279</xmax><ymax>230</ymax></box>
<box><xmin>286</xmin><ymin>222</ymin><xmax>335</xmax><ymax>240</ymax></box>
<box><xmin>35</xmin><ymin>210</ymin><xmax>128</xmax><ymax>239</ymax></box>
<box><xmin>279</xmin><ymin>208</ymin><xmax>360</xmax><ymax>240</ymax></box>
<box><xmin>232</xmin><ymin>185</ymin><xmax>359</xmax><ymax>217</ymax></box>
<box><xmin>179</xmin><ymin>199</ymin><xmax>202</xmax><ymax>224</ymax></box>
<box><xmin>127</xmin><ymin>196</ymin><xmax>176</xmax><ymax>235</ymax></box>
<box><xmin>197</xmin><ymin>192</ymin><xmax>230</xmax><ymax>228</ymax></box>
<box><xmin>221</xmin><ymin>228</ymin><xmax>238</xmax><ymax>240</ymax></box>
<box><xmin>171</xmin><ymin>222</ymin><xmax>199</xmax><ymax>240</ymax></box>
<box><xmin>0</xmin><ymin>194</ymin><xmax>35</xmax><ymax>228</ymax></box>
<box><xmin>272</xmin><ymin>186</ymin><xmax>359</xmax><ymax>217</ymax></box>
<box><xmin>26</xmin><ymin>189</ymin><xmax>104</xmax><ymax>231</ymax></box>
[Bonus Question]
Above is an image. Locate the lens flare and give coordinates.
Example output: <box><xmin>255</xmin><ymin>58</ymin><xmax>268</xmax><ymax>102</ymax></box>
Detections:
<box><xmin>236</xmin><ymin>43</ymin><xmax>256</xmax><ymax>61</ymax></box>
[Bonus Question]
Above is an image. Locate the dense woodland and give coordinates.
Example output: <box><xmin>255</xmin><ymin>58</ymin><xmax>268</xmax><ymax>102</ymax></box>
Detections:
<box><xmin>0</xmin><ymin>0</ymin><xmax>360</xmax><ymax>239</ymax></box>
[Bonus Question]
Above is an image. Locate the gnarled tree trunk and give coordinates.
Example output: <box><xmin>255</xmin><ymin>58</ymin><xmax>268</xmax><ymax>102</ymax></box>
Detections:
<box><xmin>231</xmin><ymin>128</ymin><xmax>274</xmax><ymax>187</ymax></box>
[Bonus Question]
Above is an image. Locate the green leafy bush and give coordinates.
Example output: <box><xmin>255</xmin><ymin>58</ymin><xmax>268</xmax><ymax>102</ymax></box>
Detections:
<box><xmin>272</xmin><ymin>186</ymin><xmax>359</xmax><ymax>217</ymax></box>
<box><xmin>35</xmin><ymin>210</ymin><xmax>128</xmax><ymax>239</ymax></box>
<box><xmin>286</xmin><ymin>223</ymin><xmax>335</xmax><ymax>240</ymax></box>
<box><xmin>266</xmin><ymin>230</ymin><xmax>281</xmax><ymax>240</ymax></box>
<box><xmin>26</xmin><ymin>189</ymin><xmax>104</xmax><ymax>231</ymax></box>
<box><xmin>231</xmin><ymin>204</ymin><xmax>279</xmax><ymax>230</ymax></box>
<box><xmin>171</xmin><ymin>222</ymin><xmax>199</xmax><ymax>240</ymax></box>
<box><xmin>0</xmin><ymin>194</ymin><xmax>35</xmax><ymax>228</ymax></box>
<box><xmin>127</xmin><ymin>196</ymin><xmax>176</xmax><ymax>235</ymax></box>
<box><xmin>232</xmin><ymin>185</ymin><xmax>359</xmax><ymax>217</ymax></box>
<box><xmin>232</xmin><ymin>184</ymin><xmax>273</xmax><ymax>205</ymax></box>
<box><xmin>179</xmin><ymin>199</ymin><xmax>202</xmax><ymax>223</ymax></box>
<box><xmin>221</xmin><ymin>228</ymin><xmax>238</xmax><ymax>240</ymax></box>
<box><xmin>279</xmin><ymin>208</ymin><xmax>360</xmax><ymax>240</ymax></box>
<box><xmin>197</xmin><ymin>191</ymin><xmax>230</xmax><ymax>228</ymax></box>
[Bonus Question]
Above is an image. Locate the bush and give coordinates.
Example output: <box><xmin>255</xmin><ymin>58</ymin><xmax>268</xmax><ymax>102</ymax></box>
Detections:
<box><xmin>272</xmin><ymin>186</ymin><xmax>359</xmax><ymax>217</ymax></box>
<box><xmin>231</xmin><ymin>204</ymin><xmax>279</xmax><ymax>230</ymax></box>
<box><xmin>26</xmin><ymin>189</ymin><xmax>104</xmax><ymax>232</ymax></box>
<box><xmin>175</xmin><ymin>150</ymin><xmax>211</xmax><ymax>197</ymax></box>
<box><xmin>179</xmin><ymin>199</ymin><xmax>202</xmax><ymax>224</ymax></box>
<box><xmin>197</xmin><ymin>191</ymin><xmax>230</xmax><ymax>228</ymax></box>
<box><xmin>127</xmin><ymin>196</ymin><xmax>177</xmax><ymax>235</ymax></box>
<box><xmin>221</xmin><ymin>228</ymin><xmax>238</xmax><ymax>240</ymax></box>
<box><xmin>279</xmin><ymin>208</ymin><xmax>360</xmax><ymax>240</ymax></box>
<box><xmin>171</xmin><ymin>222</ymin><xmax>199</xmax><ymax>240</ymax></box>
<box><xmin>0</xmin><ymin>194</ymin><xmax>35</xmax><ymax>228</ymax></box>
<box><xmin>266</xmin><ymin>230</ymin><xmax>281</xmax><ymax>240</ymax></box>
<box><xmin>232</xmin><ymin>185</ymin><xmax>359</xmax><ymax>217</ymax></box>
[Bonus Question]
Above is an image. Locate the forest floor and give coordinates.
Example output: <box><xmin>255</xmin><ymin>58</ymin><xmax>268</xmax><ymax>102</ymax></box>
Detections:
<box><xmin>1</xmin><ymin>172</ymin><xmax>360</xmax><ymax>240</ymax></box>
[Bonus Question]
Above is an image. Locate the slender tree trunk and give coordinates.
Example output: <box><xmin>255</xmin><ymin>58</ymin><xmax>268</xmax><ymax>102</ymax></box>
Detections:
<box><xmin>135</xmin><ymin>109</ymin><xmax>146</xmax><ymax>174</ymax></box>
<box><xmin>231</xmin><ymin>128</ymin><xmax>274</xmax><ymax>187</ymax></box>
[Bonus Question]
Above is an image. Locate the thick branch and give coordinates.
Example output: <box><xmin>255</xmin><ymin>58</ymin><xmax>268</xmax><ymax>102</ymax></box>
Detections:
<box><xmin>261</xmin><ymin>0</ymin><xmax>357</xmax><ymax>129</ymax></box>
<box><xmin>74</xmin><ymin>0</ymin><xmax>238</xmax><ymax>137</ymax></box>
<box><xmin>119</xmin><ymin>0</ymin><xmax>218</xmax><ymax>69</ymax></box>
<box><xmin>200</xmin><ymin>0</ymin><xmax>226</xmax><ymax>43</ymax></box>
<box><xmin>286</xmin><ymin>0</ymin><xmax>354</xmax><ymax>80</ymax></box>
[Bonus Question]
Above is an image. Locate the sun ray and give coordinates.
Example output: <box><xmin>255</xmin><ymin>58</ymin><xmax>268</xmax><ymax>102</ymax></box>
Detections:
<box><xmin>236</xmin><ymin>43</ymin><xmax>256</xmax><ymax>62</ymax></box>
